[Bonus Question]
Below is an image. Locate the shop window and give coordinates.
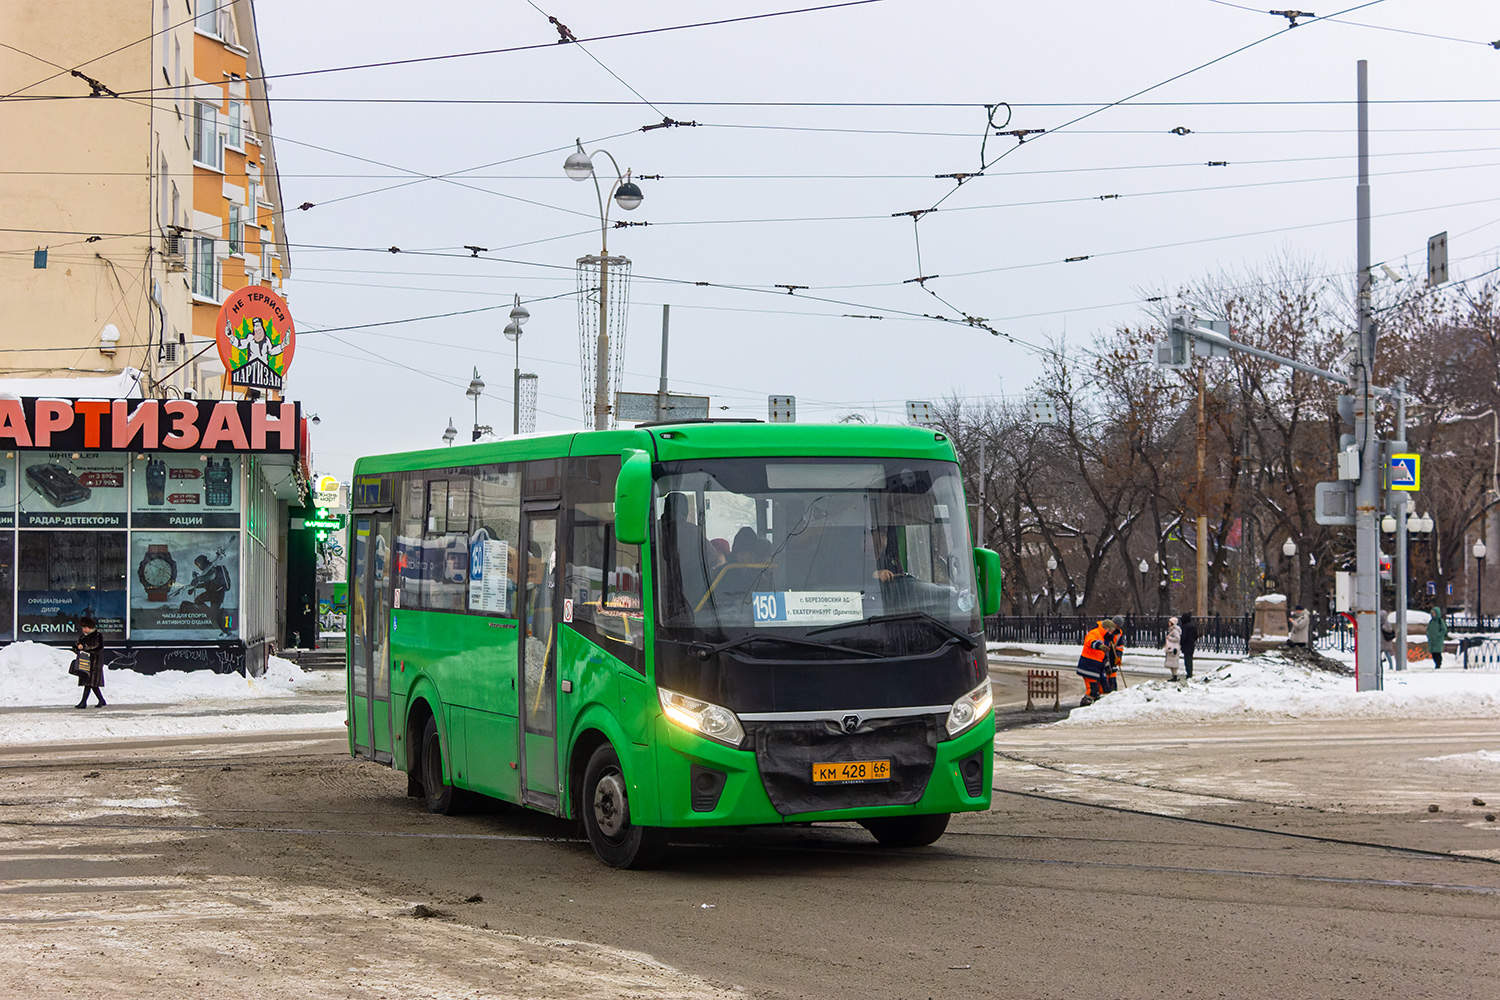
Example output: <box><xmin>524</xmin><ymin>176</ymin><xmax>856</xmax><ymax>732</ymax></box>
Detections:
<box><xmin>18</xmin><ymin>531</ymin><xmax>127</xmax><ymax>639</ymax></box>
<box><xmin>130</xmin><ymin>531</ymin><xmax>239</xmax><ymax>640</ymax></box>
<box><xmin>0</xmin><ymin>532</ymin><xmax>13</xmax><ymax>642</ymax></box>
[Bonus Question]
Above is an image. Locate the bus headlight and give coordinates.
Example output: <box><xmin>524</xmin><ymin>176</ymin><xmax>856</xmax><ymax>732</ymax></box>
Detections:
<box><xmin>659</xmin><ymin>688</ymin><xmax>745</xmax><ymax>747</ymax></box>
<box><xmin>944</xmin><ymin>681</ymin><xmax>993</xmax><ymax>738</ymax></box>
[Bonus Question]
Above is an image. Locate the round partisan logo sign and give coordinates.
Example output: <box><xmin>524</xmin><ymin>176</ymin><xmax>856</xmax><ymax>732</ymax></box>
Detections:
<box><xmin>216</xmin><ymin>286</ymin><xmax>295</xmax><ymax>391</ymax></box>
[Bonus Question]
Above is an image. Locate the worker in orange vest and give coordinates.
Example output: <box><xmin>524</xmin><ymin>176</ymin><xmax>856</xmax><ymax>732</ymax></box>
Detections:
<box><xmin>1076</xmin><ymin>616</ymin><xmax>1123</xmax><ymax>706</ymax></box>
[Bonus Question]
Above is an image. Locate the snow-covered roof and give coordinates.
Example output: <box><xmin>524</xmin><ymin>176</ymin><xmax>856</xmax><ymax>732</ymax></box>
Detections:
<box><xmin>0</xmin><ymin>368</ymin><xmax>144</xmax><ymax>400</ymax></box>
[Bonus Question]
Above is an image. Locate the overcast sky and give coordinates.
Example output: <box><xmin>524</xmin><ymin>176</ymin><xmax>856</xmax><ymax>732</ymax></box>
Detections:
<box><xmin>253</xmin><ymin>0</ymin><xmax>1500</xmax><ymax>479</ymax></box>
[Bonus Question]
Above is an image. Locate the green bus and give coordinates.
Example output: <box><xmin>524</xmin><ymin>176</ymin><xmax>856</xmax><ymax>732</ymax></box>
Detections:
<box><xmin>346</xmin><ymin>421</ymin><xmax>1001</xmax><ymax>867</ymax></box>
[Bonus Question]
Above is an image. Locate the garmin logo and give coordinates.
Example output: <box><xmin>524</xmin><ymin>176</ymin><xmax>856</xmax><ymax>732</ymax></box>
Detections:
<box><xmin>21</xmin><ymin>623</ymin><xmax>75</xmax><ymax>633</ymax></box>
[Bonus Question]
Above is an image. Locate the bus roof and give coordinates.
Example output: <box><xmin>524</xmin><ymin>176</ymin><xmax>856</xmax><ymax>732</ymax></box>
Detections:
<box><xmin>351</xmin><ymin>422</ymin><xmax>956</xmax><ymax>477</ymax></box>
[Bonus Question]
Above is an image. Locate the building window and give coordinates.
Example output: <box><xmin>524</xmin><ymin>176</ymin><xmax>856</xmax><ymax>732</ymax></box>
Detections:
<box><xmin>160</xmin><ymin>0</ymin><xmax>170</xmax><ymax>68</ymax></box>
<box><xmin>193</xmin><ymin>102</ymin><xmax>222</xmax><ymax>170</ymax></box>
<box><xmin>192</xmin><ymin>236</ymin><xmax>217</xmax><ymax>298</ymax></box>
<box><xmin>247</xmin><ymin>180</ymin><xmax>260</xmax><ymax>215</ymax></box>
<box><xmin>171</xmin><ymin>183</ymin><xmax>180</xmax><ymax>229</ymax></box>
<box><xmin>173</xmin><ymin>40</ymin><xmax>181</xmax><ymax>112</ymax></box>
<box><xmin>158</xmin><ymin>154</ymin><xmax>169</xmax><ymax>228</ymax></box>
<box><xmin>196</xmin><ymin>0</ymin><xmax>220</xmax><ymax>36</ymax></box>
<box><xmin>228</xmin><ymin>205</ymin><xmax>242</xmax><ymax>255</ymax></box>
<box><xmin>226</xmin><ymin>101</ymin><xmax>243</xmax><ymax>149</ymax></box>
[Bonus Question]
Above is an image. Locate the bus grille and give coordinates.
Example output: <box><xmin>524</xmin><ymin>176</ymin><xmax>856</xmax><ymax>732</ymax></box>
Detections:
<box><xmin>749</xmin><ymin>716</ymin><xmax>938</xmax><ymax>816</ymax></box>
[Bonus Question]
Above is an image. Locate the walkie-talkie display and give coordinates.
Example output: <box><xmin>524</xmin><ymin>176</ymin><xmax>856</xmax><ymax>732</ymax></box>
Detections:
<box><xmin>205</xmin><ymin>457</ymin><xmax>233</xmax><ymax>507</ymax></box>
<box><xmin>26</xmin><ymin>463</ymin><xmax>91</xmax><ymax>507</ymax></box>
<box><xmin>145</xmin><ymin>458</ymin><xmax>167</xmax><ymax>506</ymax></box>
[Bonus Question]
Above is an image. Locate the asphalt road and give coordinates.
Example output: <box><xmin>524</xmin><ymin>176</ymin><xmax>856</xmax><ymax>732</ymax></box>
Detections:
<box><xmin>2</xmin><ymin>678</ymin><xmax>1498</xmax><ymax>999</ymax></box>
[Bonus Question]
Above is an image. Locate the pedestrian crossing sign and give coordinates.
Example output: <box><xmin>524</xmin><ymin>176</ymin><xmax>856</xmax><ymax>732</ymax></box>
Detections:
<box><xmin>1389</xmin><ymin>453</ymin><xmax>1420</xmax><ymax>491</ymax></box>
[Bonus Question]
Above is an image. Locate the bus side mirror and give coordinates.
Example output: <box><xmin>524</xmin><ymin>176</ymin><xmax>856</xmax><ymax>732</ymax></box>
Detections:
<box><xmin>615</xmin><ymin>449</ymin><xmax>653</xmax><ymax>545</ymax></box>
<box><xmin>974</xmin><ymin>547</ymin><xmax>1002</xmax><ymax>617</ymax></box>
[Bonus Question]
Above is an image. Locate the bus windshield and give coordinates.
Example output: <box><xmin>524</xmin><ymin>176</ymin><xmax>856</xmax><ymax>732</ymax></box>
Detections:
<box><xmin>653</xmin><ymin>457</ymin><xmax>979</xmax><ymax>643</ymax></box>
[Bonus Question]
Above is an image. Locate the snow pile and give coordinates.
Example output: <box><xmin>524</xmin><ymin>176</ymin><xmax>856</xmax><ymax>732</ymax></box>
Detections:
<box><xmin>1422</xmin><ymin>750</ymin><xmax>1500</xmax><ymax>764</ymax></box>
<box><xmin>1060</xmin><ymin>652</ymin><xmax>1500</xmax><ymax>726</ymax></box>
<box><xmin>0</xmin><ymin>642</ymin><xmax>318</xmax><ymax>708</ymax></box>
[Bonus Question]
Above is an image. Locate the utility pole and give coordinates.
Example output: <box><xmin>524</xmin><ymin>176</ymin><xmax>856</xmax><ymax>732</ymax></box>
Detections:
<box><xmin>1156</xmin><ymin>63</ymin><xmax>1384</xmax><ymax>690</ymax></box>
<box><xmin>1196</xmin><ymin>364</ymin><xmax>1209</xmax><ymax>618</ymax></box>
<box><xmin>1352</xmin><ymin>60</ymin><xmax>1382</xmax><ymax>691</ymax></box>
<box><xmin>655</xmin><ymin>304</ymin><xmax>671</xmax><ymax>422</ymax></box>
<box><xmin>977</xmin><ymin>438</ymin><xmax>986</xmax><ymax>550</ymax></box>
<box><xmin>1393</xmin><ymin>377</ymin><xmax>1408</xmax><ymax>673</ymax></box>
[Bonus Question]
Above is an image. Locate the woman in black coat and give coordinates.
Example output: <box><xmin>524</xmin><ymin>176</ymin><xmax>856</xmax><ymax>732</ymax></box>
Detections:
<box><xmin>1179</xmin><ymin>612</ymin><xmax>1198</xmax><ymax>679</ymax></box>
<box><xmin>75</xmin><ymin>616</ymin><xmax>106</xmax><ymax>708</ymax></box>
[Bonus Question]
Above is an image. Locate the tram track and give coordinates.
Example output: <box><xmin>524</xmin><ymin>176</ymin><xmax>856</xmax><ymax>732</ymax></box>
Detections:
<box><xmin>2</xmin><ymin>815</ymin><xmax>1496</xmax><ymax>905</ymax></box>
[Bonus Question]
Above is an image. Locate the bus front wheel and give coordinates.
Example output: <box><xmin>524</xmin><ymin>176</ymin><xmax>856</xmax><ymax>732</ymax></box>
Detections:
<box><xmin>582</xmin><ymin>743</ymin><xmax>668</xmax><ymax>869</ymax></box>
<box><xmin>861</xmin><ymin>813</ymin><xmax>950</xmax><ymax>847</ymax></box>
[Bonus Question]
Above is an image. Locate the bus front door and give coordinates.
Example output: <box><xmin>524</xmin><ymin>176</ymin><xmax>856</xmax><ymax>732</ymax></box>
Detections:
<box><xmin>351</xmin><ymin>512</ymin><xmax>394</xmax><ymax>763</ymax></box>
<box><xmin>519</xmin><ymin>512</ymin><xmax>559</xmax><ymax>806</ymax></box>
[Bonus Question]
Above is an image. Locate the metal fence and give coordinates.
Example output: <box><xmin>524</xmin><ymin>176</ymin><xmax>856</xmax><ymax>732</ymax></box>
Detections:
<box><xmin>985</xmin><ymin>615</ymin><xmax>1253</xmax><ymax>655</ymax></box>
<box><xmin>989</xmin><ymin>613</ymin><xmax>1500</xmax><ymax>660</ymax></box>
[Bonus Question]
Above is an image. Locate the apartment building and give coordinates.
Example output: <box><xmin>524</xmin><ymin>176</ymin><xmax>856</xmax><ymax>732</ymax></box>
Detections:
<box><xmin>0</xmin><ymin>0</ymin><xmax>291</xmax><ymax>399</ymax></box>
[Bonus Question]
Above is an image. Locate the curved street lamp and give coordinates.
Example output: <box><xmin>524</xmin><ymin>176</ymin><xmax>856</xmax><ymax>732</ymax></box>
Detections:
<box><xmin>505</xmin><ymin>294</ymin><xmax>530</xmax><ymax>435</ymax></box>
<box><xmin>465</xmin><ymin>367</ymin><xmax>491</xmax><ymax>442</ymax></box>
<box><xmin>564</xmin><ymin>139</ymin><xmax>644</xmax><ymax>430</ymax></box>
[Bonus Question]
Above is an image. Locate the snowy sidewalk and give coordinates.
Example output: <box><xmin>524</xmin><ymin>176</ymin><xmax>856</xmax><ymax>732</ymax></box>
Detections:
<box><xmin>0</xmin><ymin>642</ymin><xmax>346</xmax><ymax>745</ymax></box>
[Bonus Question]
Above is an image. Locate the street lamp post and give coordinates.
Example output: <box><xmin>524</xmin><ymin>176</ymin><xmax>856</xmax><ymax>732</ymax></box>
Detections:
<box><xmin>466</xmin><ymin>368</ymin><xmax>491</xmax><ymax>442</ymax></box>
<box><xmin>442</xmin><ymin>418</ymin><xmax>457</xmax><ymax>447</ymax></box>
<box><xmin>564</xmin><ymin>140</ymin><xmax>644</xmax><ymax>430</ymax></box>
<box><xmin>1475</xmin><ymin>539</ymin><xmax>1488</xmax><ymax>626</ymax></box>
<box><xmin>1046</xmin><ymin>555</ymin><xmax>1057</xmax><ymax>615</ymax></box>
<box><xmin>505</xmin><ymin>294</ymin><xmax>530</xmax><ymax>436</ymax></box>
<box><xmin>1282</xmin><ymin>537</ymin><xmax>1297</xmax><ymax>605</ymax></box>
<box><xmin>1138</xmin><ymin>558</ymin><xmax>1149</xmax><ymax>613</ymax></box>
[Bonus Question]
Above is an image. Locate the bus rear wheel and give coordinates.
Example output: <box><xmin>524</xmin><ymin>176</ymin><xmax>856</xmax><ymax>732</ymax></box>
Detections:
<box><xmin>420</xmin><ymin>716</ymin><xmax>456</xmax><ymax>814</ymax></box>
<box><xmin>582</xmin><ymin>743</ymin><xmax>668</xmax><ymax>869</ymax></box>
<box><xmin>861</xmin><ymin>813</ymin><xmax>951</xmax><ymax>847</ymax></box>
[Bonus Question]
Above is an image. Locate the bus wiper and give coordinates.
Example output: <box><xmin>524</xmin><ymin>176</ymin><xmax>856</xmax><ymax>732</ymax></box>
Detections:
<box><xmin>690</xmin><ymin>634</ymin><xmax>883</xmax><ymax>661</ymax></box>
<box><xmin>806</xmin><ymin>612</ymin><xmax>979</xmax><ymax>651</ymax></box>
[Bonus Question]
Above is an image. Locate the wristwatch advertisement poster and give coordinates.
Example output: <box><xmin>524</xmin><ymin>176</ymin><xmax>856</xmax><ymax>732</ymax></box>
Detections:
<box><xmin>129</xmin><ymin>531</ymin><xmax>239</xmax><ymax>639</ymax></box>
<box><xmin>130</xmin><ymin>455</ymin><xmax>241</xmax><ymax>528</ymax></box>
<box><xmin>18</xmin><ymin>451</ymin><xmax>128</xmax><ymax>528</ymax></box>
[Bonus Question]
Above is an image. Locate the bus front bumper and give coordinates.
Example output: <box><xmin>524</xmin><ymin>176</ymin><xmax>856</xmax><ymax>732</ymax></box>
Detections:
<box><xmin>651</xmin><ymin>712</ymin><xmax>995</xmax><ymax>828</ymax></box>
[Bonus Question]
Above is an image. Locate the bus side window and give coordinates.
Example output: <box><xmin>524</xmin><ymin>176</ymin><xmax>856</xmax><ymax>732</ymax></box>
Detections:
<box><xmin>566</xmin><ymin>456</ymin><xmax>643</xmax><ymax>671</ymax></box>
<box><xmin>470</xmin><ymin>465</ymin><xmax>521</xmax><ymax>617</ymax></box>
<box><xmin>395</xmin><ymin>474</ymin><xmax>425</xmax><ymax>609</ymax></box>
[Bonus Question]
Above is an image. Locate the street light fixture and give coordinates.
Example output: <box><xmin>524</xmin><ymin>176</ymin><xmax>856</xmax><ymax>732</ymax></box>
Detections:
<box><xmin>563</xmin><ymin>138</ymin><xmax>645</xmax><ymax>430</ymax></box>
<box><xmin>1475</xmin><ymin>539</ymin><xmax>1488</xmax><ymax>624</ymax></box>
<box><xmin>505</xmin><ymin>294</ymin><xmax>530</xmax><ymax>435</ymax></box>
<box><xmin>466</xmin><ymin>367</ymin><xmax>491</xmax><ymax>442</ymax></box>
<box><xmin>442</xmin><ymin>418</ymin><xmax>457</xmax><ymax>446</ymax></box>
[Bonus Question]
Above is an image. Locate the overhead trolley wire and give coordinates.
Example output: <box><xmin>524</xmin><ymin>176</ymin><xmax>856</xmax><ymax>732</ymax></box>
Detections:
<box><xmin>1202</xmin><ymin>0</ymin><xmax>1500</xmax><ymax>47</ymax></box>
<box><xmin>87</xmin><ymin>0</ymin><xmax>894</xmax><ymax>99</ymax></box>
